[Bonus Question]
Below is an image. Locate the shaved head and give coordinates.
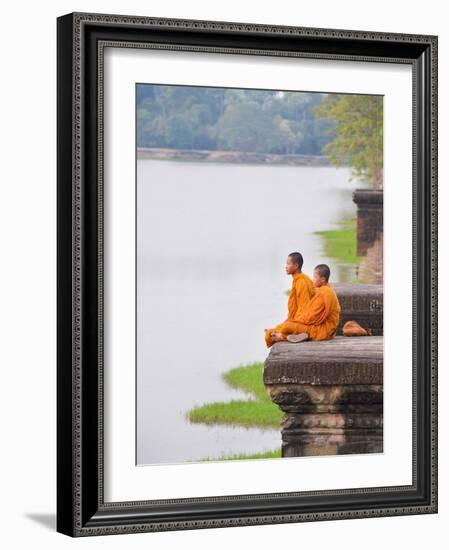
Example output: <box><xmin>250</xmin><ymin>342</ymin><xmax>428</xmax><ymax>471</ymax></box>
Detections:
<box><xmin>314</xmin><ymin>264</ymin><xmax>330</xmax><ymax>282</ymax></box>
<box><xmin>288</xmin><ymin>252</ymin><xmax>304</xmax><ymax>270</ymax></box>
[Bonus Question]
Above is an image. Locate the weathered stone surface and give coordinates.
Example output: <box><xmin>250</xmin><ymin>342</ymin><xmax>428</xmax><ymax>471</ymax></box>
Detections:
<box><xmin>358</xmin><ymin>234</ymin><xmax>383</xmax><ymax>285</ymax></box>
<box><xmin>333</xmin><ymin>283</ymin><xmax>383</xmax><ymax>335</ymax></box>
<box><xmin>267</xmin><ymin>384</ymin><xmax>383</xmax><ymax>414</ymax></box>
<box><xmin>352</xmin><ymin>189</ymin><xmax>383</xmax><ymax>257</ymax></box>
<box><xmin>263</xmin><ymin>336</ymin><xmax>383</xmax><ymax>457</ymax></box>
<box><xmin>281</xmin><ymin>433</ymin><xmax>383</xmax><ymax>457</ymax></box>
<box><xmin>264</xmin><ymin>336</ymin><xmax>383</xmax><ymax>384</ymax></box>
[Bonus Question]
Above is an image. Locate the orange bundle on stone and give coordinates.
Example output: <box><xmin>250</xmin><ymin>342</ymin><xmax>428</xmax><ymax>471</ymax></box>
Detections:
<box><xmin>342</xmin><ymin>320</ymin><xmax>372</xmax><ymax>337</ymax></box>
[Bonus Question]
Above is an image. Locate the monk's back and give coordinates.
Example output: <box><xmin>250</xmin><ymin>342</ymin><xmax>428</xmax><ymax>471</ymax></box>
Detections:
<box><xmin>295</xmin><ymin>273</ymin><xmax>315</xmax><ymax>307</ymax></box>
<box><xmin>322</xmin><ymin>283</ymin><xmax>340</xmax><ymax>322</ymax></box>
<box><xmin>320</xmin><ymin>283</ymin><xmax>340</xmax><ymax>338</ymax></box>
<box><xmin>288</xmin><ymin>272</ymin><xmax>315</xmax><ymax>320</ymax></box>
<box><xmin>300</xmin><ymin>273</ymin><xmax>315</xmax><ymax>299</ymax></box>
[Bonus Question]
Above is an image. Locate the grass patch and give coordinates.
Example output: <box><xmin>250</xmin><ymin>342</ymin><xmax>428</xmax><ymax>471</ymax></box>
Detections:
<box><xmin>186</xmin><ymin>362</ymin><xmax>283</xmax><ymax>429</ymax></box>
<box><xmin>189</xmin><ymin>448</ymin><xmax>282</xmax><ymax>462</ymax></box>
<box><xmin>222</xmin><ymin>361</ymin><xmax>271</xmax><ymax>401</ymax></box>
<box><xmin>187</xmin><ymin>398</ymin><xmax>282</xmax><ymax>428</ymax></box>
<box><xmin>314</xmin><ymin>217</ymin><xmax>362</xmax><ymax>266</ymax></box>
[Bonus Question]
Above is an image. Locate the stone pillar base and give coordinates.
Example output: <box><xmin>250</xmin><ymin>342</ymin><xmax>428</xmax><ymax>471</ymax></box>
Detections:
<box><xmin>352</xmin><ymin>188</ymin><xmax>383</xmax><ymax>257</ymax></box>
<box><xmin>264</xmin><ymin>337</ymin><xmax>383</xmax><ymax>458</ymax></box>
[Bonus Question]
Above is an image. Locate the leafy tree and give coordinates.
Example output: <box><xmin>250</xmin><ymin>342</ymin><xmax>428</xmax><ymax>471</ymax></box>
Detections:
<box><xmin>137</xmin><ymin>108</ymin><xmax>166</xmax><ymax>148</ymax></box>
<box><xmin>273</xmin><ymin>116</ymin><xmax>304</xmax><ymax>154</ymax></box>
<box><xmin>136</xmin><ymin>84</ymin><xmax>336</xmax><ymax>156</ymax></box>
<box><xmin>312</xmin><ymin>94</ymin><xmax>383</xmax><ymax>188</ymax></box>
<box><xmin>215</xmin><ymin>101</ymin><xmax>279</xmax><ymax>153</ymax></box>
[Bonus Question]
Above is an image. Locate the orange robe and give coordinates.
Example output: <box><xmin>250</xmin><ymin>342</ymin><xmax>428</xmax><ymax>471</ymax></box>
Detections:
<box><xmin>264</xmin><ymin>282</ymin><xmax>341</xmax><ymax>347</ymax></box>
<box><xmin>264</xmin><ymin>272</ymin><xmax>315</xmax><ymax>347</ymax></box>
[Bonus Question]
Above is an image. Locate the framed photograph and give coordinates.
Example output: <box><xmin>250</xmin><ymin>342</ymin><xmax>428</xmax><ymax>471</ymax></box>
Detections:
<box><xmin>57</xmin><ymin>11</ymin><xmax>438</xmax><ymax>537</ymax></box>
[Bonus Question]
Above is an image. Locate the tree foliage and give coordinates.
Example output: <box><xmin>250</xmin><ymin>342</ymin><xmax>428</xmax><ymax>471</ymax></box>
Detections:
<box><xmin>312</xmin><ymin>94</ymin><xmax>383</xmax><ymax>188</ymax></box>
<box><xmin>136</xmin><ymin>85</ymin><xmax>334</xmax><ymax>155</ymax></box>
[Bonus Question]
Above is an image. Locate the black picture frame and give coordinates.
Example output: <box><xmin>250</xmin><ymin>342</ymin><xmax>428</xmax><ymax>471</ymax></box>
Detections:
<box><xmin>57</xmin><ymin>11</ymin><xmax>438</xmax><ymax>537</ymax></box>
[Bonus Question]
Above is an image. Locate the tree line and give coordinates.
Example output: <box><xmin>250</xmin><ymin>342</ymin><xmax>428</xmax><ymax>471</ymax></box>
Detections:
<box><xmin>137</xmin><ymin>85</ymin><xmax>334</xmax><ymax>155</ymax></box>
<box><xmin>137</xmin><ymin>85</ymin><xmax>383</xmax><ymax>188</ymax></box>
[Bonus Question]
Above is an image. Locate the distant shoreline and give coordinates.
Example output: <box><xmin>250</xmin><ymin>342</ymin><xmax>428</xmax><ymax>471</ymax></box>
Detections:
<box><xmin>137</xmin><ymin>147</ymin><xmax>333</xmax><ymax>166</ymax></box>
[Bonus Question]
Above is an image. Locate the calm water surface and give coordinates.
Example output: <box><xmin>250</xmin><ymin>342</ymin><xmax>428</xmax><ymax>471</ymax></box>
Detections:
<box><xmin>137</xmin><ymin>159</ymin><xmax>363</xmax><ymax>465</ymax></box>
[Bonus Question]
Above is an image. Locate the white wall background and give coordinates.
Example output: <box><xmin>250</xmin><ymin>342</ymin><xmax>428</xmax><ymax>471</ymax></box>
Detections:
<box><xmin>0</xmin><ymin>1</ymin><xmax>445</xmax><ymax>547</ymax></box>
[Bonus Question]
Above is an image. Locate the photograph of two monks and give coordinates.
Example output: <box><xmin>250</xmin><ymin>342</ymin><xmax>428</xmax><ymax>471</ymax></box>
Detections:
<box><xmin>136</xmin><ymin>83</ymin><xmax>383</xmax><ymax>466</ymax></box>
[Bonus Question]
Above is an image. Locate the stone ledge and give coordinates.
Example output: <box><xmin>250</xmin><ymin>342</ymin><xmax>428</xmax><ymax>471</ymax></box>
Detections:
<box><xmin>352</xmin><ymin>188</ymin><xmax>384</xmax><ymax>207</ymax></box>
<box><xmin>264</xmin><ymin>336</ymin><xmax>383</xmax><ymax>385</ymax></box>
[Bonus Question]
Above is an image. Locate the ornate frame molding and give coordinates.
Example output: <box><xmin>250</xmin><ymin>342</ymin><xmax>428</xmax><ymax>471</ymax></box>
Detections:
<box><xmin>57</xmin><ymin>11</ymin><xmax>437</xmax><ymax>537</ymax></box>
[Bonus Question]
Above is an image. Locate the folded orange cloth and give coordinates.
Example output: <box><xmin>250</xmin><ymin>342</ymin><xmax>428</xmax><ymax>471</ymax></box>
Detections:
<box><xmin>342</xmin><ymin>320</ymin><xmax>372</xmax><ymax>337</ymax></box>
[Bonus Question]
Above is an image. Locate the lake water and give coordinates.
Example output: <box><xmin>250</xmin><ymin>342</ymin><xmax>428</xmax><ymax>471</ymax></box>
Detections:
<box><xmin>137</xmin><ymin>159</ymin><xmax>363</xmax><ymax>465</ymax></box>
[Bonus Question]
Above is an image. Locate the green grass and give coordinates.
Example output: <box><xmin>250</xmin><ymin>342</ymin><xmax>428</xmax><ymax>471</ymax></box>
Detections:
<box><xmin>188</xmin><ymin>448</ymin><xmax>282</xmax><ymax>462</ymax></box>
<box><xmin>187</xmin><ymin>398</ymin><xmax>282</xmax><ymax>428</ymax></box>
<box><xmin>185</xmin><ymin>361</ymin><xmax>283</xmax><ymax>461</ymax></box>
<box><xmin>222</xmin><ymin>361</ymin><xmax>272</xmax><ymax>402</ymax></box>
<box><xmin>186</xmin><ymin>362</ymin><xmax>283</xmax><ymax>429</ymax></box>
<box><xmin>314</xmin><ymin>218</ymin><xmax>362</xmax><ymax>266</ymax></box>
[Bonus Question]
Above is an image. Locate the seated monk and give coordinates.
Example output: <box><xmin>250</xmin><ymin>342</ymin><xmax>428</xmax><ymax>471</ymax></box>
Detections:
<box><xmin>265</xmin><ymin>264</ymin><xmax>340</xmax><ymax>347</ymax></box>
<box><xmin>264</xmin><ymin>252</ymin><xmax>315</xmax><ymax>348</ymax></box>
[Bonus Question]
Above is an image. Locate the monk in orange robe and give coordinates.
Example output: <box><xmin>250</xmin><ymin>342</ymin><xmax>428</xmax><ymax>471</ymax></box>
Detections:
<box><xmin>264</xmin><ymin>252</ymin><xmax>315</xmax><ymax>348</ymax></box>
<box><xmin>265</xmin><ymin>263</ymin><xmax>340</xmax><ymax>347</ymax></box>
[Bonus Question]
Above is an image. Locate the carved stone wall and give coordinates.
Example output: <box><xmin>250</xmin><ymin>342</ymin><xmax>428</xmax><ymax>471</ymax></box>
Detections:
<box><xmin>263</xmin><ymin>337</ymin><xmax>383</xmax><ymax>457</ymax></box>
